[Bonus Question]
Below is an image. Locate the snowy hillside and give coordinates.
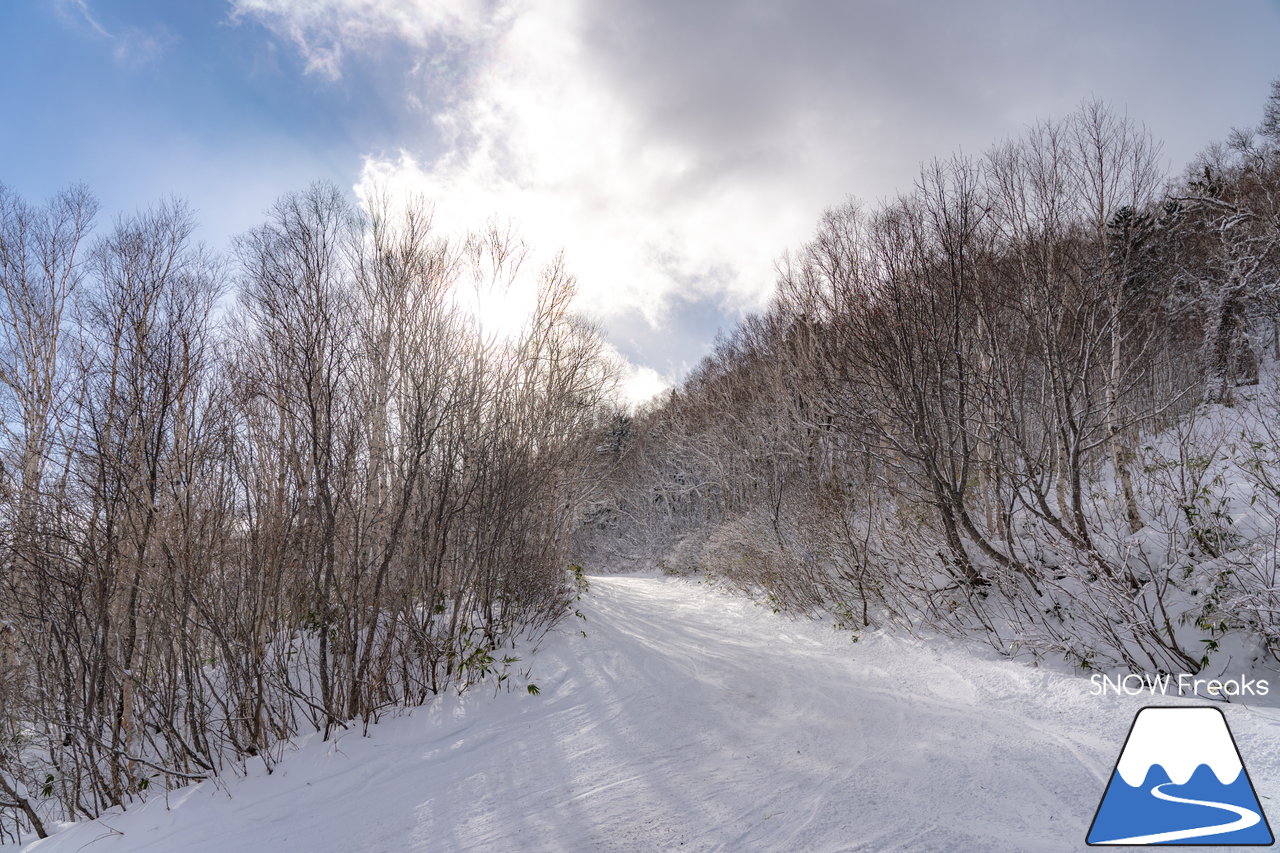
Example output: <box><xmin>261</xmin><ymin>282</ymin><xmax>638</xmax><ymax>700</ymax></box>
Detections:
<box><xmin>16</xmin><ymin>575</ymin><xmax>1280</xmax><ymax>852</ymax></box>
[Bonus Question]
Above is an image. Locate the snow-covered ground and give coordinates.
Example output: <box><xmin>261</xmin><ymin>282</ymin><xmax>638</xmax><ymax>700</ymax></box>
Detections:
<box><xmin>18</xmin><ymin>575</ymin><xmax>1280</xmax><ymax>852</ymax></box>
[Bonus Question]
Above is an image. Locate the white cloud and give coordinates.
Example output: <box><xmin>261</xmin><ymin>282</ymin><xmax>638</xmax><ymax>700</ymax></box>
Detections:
<box><xmin>230</xmin><ymin>0</ymin><xmax>499</xmax><ymax>79</ymax></box>
<box><xmin>55</xmin><ymin>0</ymin><xmax>171</xmax><ymax>66</ymax></box>
<box><xmin>230</xmin><ymin>0</ymin><xmax>1280</xmax><ymax>407</ymax></box>
<box><xmin>232</xmin><ymin>0</ymin><xmax>822</xmax><ymax>329</ymax></box>
<box><xmin>617</xmin><ymin>363</ymin><xmax>671</xmax><ymax>409</ymax></box>
<box><xmin>347</xmin><ymin>0</ymin><xmax>817</xmax><ymax>329</ymax></box>
<box><xmin>233</xmin><ymin>0</ymin><xmax>826</xmax><ymax>404</ymax></box>
<box><xmin>58</xmin><ymin>0</ymin><xmax>111</xmax><ymax>38</ymax></box>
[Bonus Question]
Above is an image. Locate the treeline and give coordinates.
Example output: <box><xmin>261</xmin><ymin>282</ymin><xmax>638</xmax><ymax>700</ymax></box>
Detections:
<box><xmin>0</xmin><ymin>184</ymin><xmax>613</xmax><ymax>841</ymax></box>
<box><xmin>578</xmin><ymin>88</ymin><xmax>1280</xmax><ymax>677</ymax></box>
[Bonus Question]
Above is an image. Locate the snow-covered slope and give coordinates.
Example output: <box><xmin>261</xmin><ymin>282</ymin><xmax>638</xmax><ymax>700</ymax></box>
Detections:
<box><xmin>18</xmin><ymin>575</ymin><xmax>1280</xmax><ymax>852</ymax></box>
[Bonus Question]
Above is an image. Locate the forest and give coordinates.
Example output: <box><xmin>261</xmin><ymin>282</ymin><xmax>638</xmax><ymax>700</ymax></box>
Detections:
<box><xmin>2</xmin><ymin>81</ymin><xmax>1279</xmax><ymax>843</ymax></box>
<box><xmin>0</xmin><ymin>187</ymin><xmax>613</xmax><ymax>841</ymax></box>
<box><xmin>575</xmin><ymin>89</ymin><xmax>1280</xmax><ymax>676</ymax></box>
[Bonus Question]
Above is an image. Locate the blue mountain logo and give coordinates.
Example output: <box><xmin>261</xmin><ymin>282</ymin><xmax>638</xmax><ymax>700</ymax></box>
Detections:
<box><xmin>1087</xmin><ymin>706</ymin><xmax>1273</xmax><ymax>846</ymax></box>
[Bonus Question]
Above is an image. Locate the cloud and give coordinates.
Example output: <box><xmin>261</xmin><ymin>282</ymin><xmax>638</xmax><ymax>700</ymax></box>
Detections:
<box><xmin>342</xmin><ymin>0</ymin><xmax>821</xmax><ymax>330</ymax></box>
<box><xmin>229</xmin><ymin>0</ymin><xmax>500</xmax><ymax>79</ymax></box>
<box><xmin>54</xmin><ymin>0</ymin><xmax>172</xmax><ymax>66</ymax></box>
<box><xmin>57</xmin><ymin>0</ymin><xmax>111</xmax><ymax>38</ymax></box>
<box><xmin>231</xmin><ymin>0</ymin><xmax>1280</xmax><ymax>406</ymax></box>
<box><xmin>617</xmin><ymin>363</ymin><xmax>671</xmax><ymax>409</ymax></box>
<box><xmin>235</xmin><ymin>0</ymin><xmax>828</xmax><ymax>403</ymax></box>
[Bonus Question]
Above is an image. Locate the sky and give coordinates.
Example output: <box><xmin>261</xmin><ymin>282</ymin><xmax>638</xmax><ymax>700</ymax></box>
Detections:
<box><xmin>2</xmin><ymin>0</ymin><xmax>1279</xmax><ymax>403</ymax></box>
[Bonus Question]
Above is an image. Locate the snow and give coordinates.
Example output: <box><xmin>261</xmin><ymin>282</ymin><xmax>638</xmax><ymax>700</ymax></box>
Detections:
<box><xmin>16</xmin><ymin>574</ymin><xmax>1280</xmax><ymax>852</ymax></box>
<box><xmin>1115</xmin><ymin>707</ymin><xmax>1243</xmax><ymax>786</ymax></box>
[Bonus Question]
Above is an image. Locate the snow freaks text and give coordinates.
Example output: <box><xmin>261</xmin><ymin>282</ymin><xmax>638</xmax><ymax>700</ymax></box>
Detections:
<box><xmin>1091</xmin><ymin>674</ymin><xmax>1270</xmax><ymax>698</ymax></box>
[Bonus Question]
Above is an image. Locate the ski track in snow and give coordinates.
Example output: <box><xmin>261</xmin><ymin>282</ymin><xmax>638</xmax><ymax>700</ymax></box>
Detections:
<box><xmin>14</xmin><ymin>575</ymin><xmax>1280</xmax><ymax>852</ymax></box>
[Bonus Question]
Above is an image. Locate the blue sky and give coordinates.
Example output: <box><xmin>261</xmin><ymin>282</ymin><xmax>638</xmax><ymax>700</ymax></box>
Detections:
<box><xmin>3</xmin><ymin>0</ymin><xmax>1280</xmax><ymax>401</ymax></box>
<box><xmin>0</xmin><ymin>1</ymin><xmax>424</xmax><ymax>246</ymax></box>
